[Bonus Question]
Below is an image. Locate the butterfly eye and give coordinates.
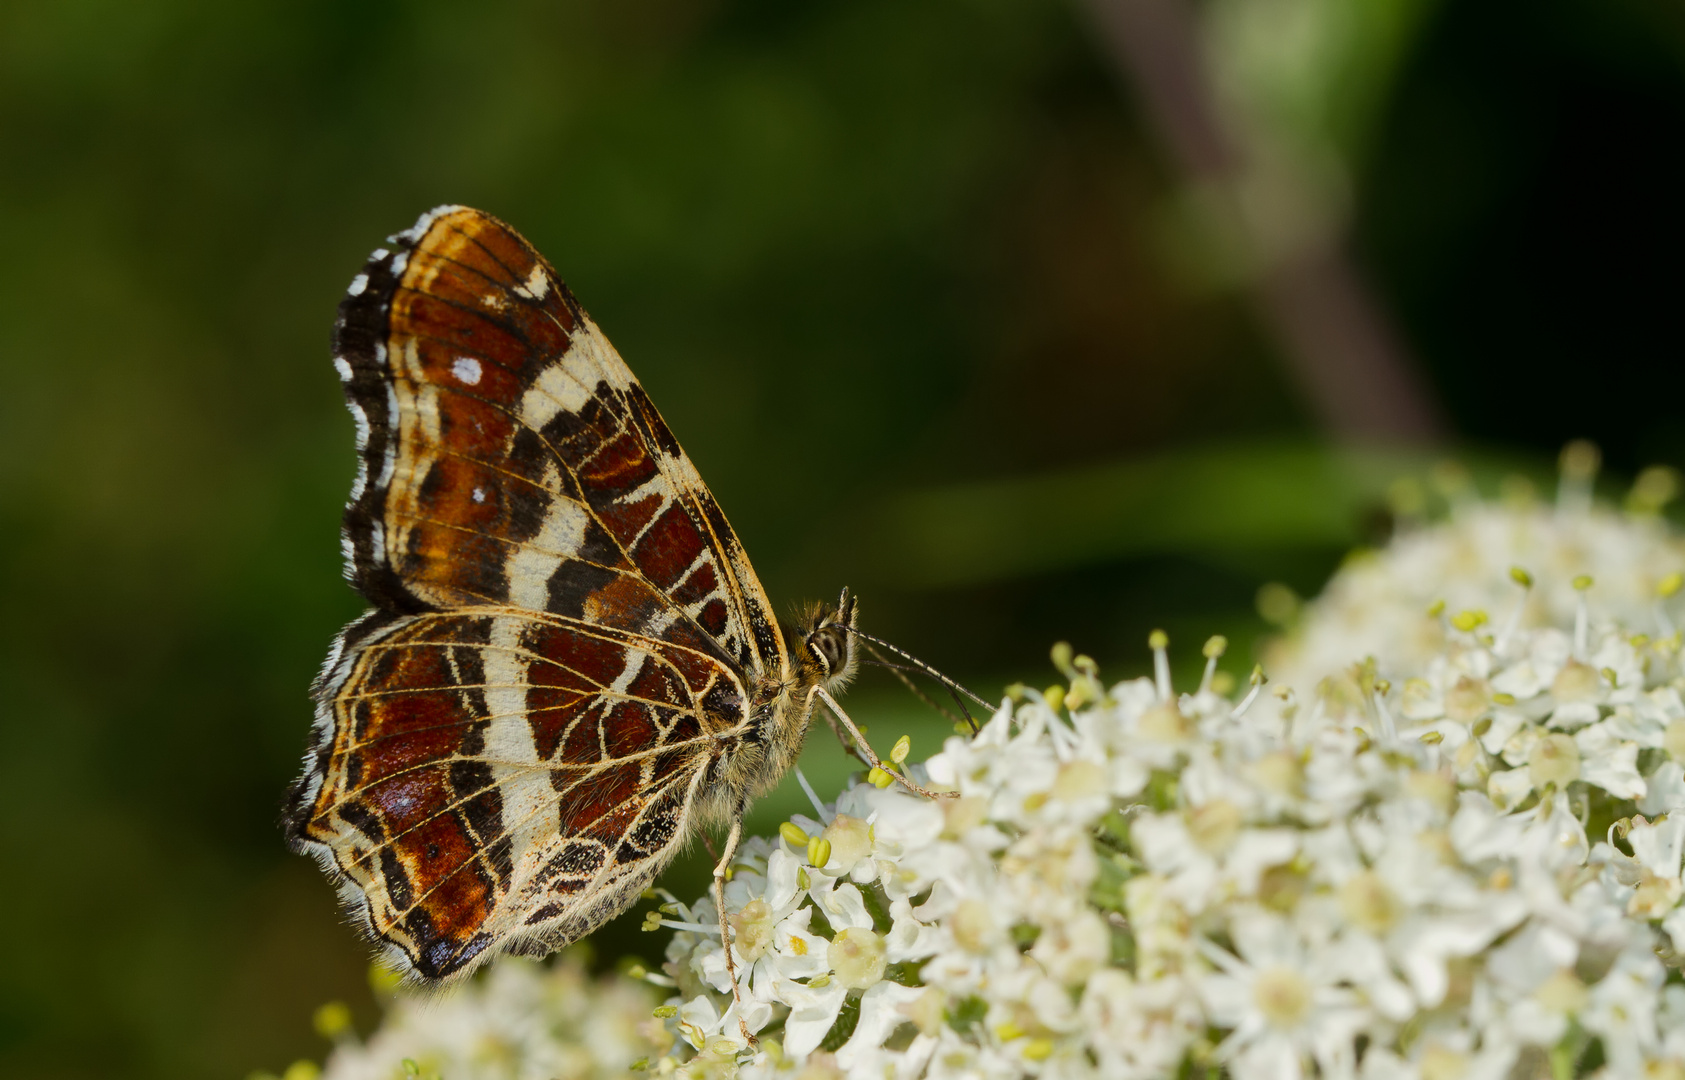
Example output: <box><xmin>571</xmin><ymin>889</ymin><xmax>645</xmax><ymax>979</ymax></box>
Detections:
<box><xmin>807</xmin><ymin>627</ymin><xmax>847</xmax><ymax>676</ymax></box>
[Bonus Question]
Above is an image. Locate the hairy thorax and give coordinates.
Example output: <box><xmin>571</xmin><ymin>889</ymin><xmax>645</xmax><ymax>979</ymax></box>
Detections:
<box><xmin>704</xmin><ymin>601</ymin><xmax>857</xmax><ymax>826</ymax></box>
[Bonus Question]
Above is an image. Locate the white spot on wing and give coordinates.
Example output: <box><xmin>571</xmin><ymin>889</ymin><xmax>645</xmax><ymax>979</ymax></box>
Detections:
<box><xmin>371</xmin><ymin>248</ymin><xmax>390</xmax><ymax>261</ymax></box>
<box><xmin>369</xmin><ymin>520</ymin><xmax>385</xmax><ymax>562</ymax></box>
<box><xmin>333</xmin><ymin>357</ymin><xmax>354</xmax><ymax>383</ymax></box>
<box><xmin>452</xmin><ymin>357</ymin><xmax>483</xmax><ymax>385</ymax></box>
<box><xmin>348</xmin><ymin>273</ymin><xmax>368</xmax><ymax>297</ymax></box>
<box><xmin>348</xmin><ymin>401</ymin><xmax>371</xmax><ymax>451</ymax></box>
<box><xmin>513</xmin><ymin>264</ymin><xmax>549</xmax><ymax>300</ymax></box>
<box><xmin>377</xmin><ymin>383</ymin><xmax>399</xmax><ymax>489</ymax></box>
<box><xmin>472</xmin><ymin>487</ymin><xmax>487</xmax><ymax>504</ymax></box>
<box><xmin>390</xmin><ymin>251</ymin><xmax>408</xmax><ymax>277</ymax></box>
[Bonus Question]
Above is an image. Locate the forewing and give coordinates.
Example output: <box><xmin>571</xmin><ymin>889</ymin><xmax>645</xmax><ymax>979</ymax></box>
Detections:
<box><xmin>286</xmin><ymin>608</ymin><xmax>745</xmax><ymax>980</ymax></box>
<box><xmin>334</xmin><ymin>205</ymin><xmax>784</xmax><ymax>676</ymax></box>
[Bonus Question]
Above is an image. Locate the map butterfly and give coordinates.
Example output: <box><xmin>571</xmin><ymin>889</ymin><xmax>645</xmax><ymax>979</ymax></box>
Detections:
<box><xmin>284</xmin><ymin>207</ymin><xmax>944</xmax><ymax>1015</ymax></box>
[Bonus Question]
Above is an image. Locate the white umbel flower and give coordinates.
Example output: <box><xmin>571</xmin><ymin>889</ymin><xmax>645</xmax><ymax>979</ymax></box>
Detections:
<box><xmin>1269</xmin><ymin>452</ymin><xmax>1685</xmax><ymax>692</ymax></box>
<box><xmin>316</xmin><ymin>952</ymin><xmax>660</xmax><ymax>1080</ymax></box>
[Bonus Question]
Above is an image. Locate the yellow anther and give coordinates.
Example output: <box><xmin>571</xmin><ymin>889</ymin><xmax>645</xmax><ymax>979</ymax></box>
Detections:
<box><xmin>312</xmin><ymin>1000</ymin><xmax>353</xmax><ymax>1039</ymax></box>
<box><xmin>1257</xmin><ymin>583</ymin><xmax>1300</xmax><ymax>625</ymax></box>
<box><xmin>1603</xmin><ymin>667</ymin><xmax>1619</xmax><ymax>687</ymax></box>
<box><xmin>890</xmin><ymin>735</ymin><xmax>911</xmax><ymax>765</ymax></box>
<box><xmin>1510</xmin><ymin>566</ymin><xmax>1534</xmax><ymax>588</ymax></box>
<box><xmin>779</xmin><ymin>822</ymin><xmax>810</xmax><ymax>848</ymax></box>
<box><xmin>1427</xmin><ymin>599</ymin><xmax>1446</xmax><ymax>617</ymax></box>
<box><xmin>1374</xmin><ymin>679</ymin><xmax>1391</xmax><ymax>696</ymax></box>
<box><xmin>1492</xmin><ymin>692</ymin><xmax>1517</xmax><ymax>706</ymax></box>
<box><xmin>797</xmin><ymin>867</ymin><xmax>810</xmax><ymax>890</ymax></box>
<box><xmin>1050</xmin><ymin>641</ymin><xmax>1074</xmax><ymax>674</ymax></box>
<box><xmin>1249</xmin><ymin>664</ymin><xmax>1266</xmax><ymax>686</ymax></box>
<box><xmin>1573</xmin><ymin>575</ymin><xmax>1594</xmax><ymax>591</ymax></box>
<box><xmin>1073</xmin><ymin>653</ymin><xmax>1099</xmax><ymax>676</ymax></box>
<box><xmin>807</xmin><ymin>837</ymin><xmax>832</xmax><ymax>868</ymax></box>
<box><xmin>1450</xmin><ymin>609</ymin><xmax>1488</xmax><ymax>632</ymax></box>
<box><xmin>1632</xmin><ymin>633</ymin><xmax>1652</xmax><ymax>648</ymax></box>
<box><xmin>1148</xmin><ymin>629</ymin><xmax>1169</xmax><ymax>650</ymax></box>
<box><xmin>1043</xmin><ymin>685</ymin><xmax>1066</xmax><ymax>713</ymax></box>
<box><xmin>1560</xmin><ymin>439</ymin><xmax>1600</xmax><ymax>480</ymax></box>
<box><xmin>1660</xmin><ymin>572</ymin><xmax>1684</xmax><ymax>599</ymax></box>
<box><xmin>653</xmin><ymin>1005</ymin><xmax>679</xmax><ymax>1019</ymax></box>
<box><xmin>868</xmin><ymin>767</ymin><xmax>894</xmax><ymax>789</ymax></box>
<box><xmin>1631</xmin><ymin>465</ymin><xmax>1680</xmax><ymax>509</ymax></box>
<box><xmin>995</xmin><ymin>1022</ymin><xmax>1026</xmax><ymax>1041</ymax></box>
<box><xmin>1419</xmin><ymin>731</ymin><xmax>1444</xmax><ymax>745</ymax></box>
<box><xmin>640</xmin><ymin>887</ymin><xmax>658</xmax><ymax>900</ymax></box>
<box><xmin>641</xmin><ymin>911</ymin><xmax>663</xmax><ymax>932</ymax></box>
<box><xmin>1204</xmin><ymin>635</ymin><xmax>1228</xmax><ymax>659</ymax></box>
<box><xmin>1022</xmin><ymin>1038</ymin><xmax>1055</xmax><ymax>1061</ymax></box>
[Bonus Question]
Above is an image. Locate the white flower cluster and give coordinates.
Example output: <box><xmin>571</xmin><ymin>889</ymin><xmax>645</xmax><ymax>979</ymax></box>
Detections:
<box><xmin>316</xmin><ymin>951</ymin><xmax>658</xmax><ymax>1080</ymax></box>
<box><xmin>644</xmin><ymin>508</ymin><xmax>1685</xmax><ymax>1078</ymax></box>
<box><xmin>1268</xmin><ymin>450</ymin><xmax>1684</xmax><ymax>691</ymax></box>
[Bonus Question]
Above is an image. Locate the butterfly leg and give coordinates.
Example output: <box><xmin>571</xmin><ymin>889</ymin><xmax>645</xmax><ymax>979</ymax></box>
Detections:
<box><xmin>812</xmin><ymin>686</ymin><xmax>956</xmax><ymax>801</ymax></box>
<box><xmin>817</xmin><ymin>697</ymin><xmax>874</xmax><ymax>770</ymax></box>
<box><xmin>712</xmin><ymin>814</ymin><xmax>756</xmax><ymax>1046</ymax></box>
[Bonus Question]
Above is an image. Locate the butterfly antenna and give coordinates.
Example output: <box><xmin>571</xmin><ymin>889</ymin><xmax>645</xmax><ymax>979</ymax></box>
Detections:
<box><xmin>846</xmin><ymin>627</ymin><xmax>992</xmax><ymax>733</ymax></box>
<box><xmin>862</xmin><ymin>643</ymin><xmax>966</xmax><ymax>728</ymax></box>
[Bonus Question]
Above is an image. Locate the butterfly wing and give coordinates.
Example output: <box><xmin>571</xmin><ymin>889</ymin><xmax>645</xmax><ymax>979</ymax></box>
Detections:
<box><xmin>333</xmin><ymin>204</ymin><xmax>784</xmax><ymax>676</ymax></box>
<box><xmin>291</xmin><ymin>608</ymin><xmax>746</xmax><ymax>979</ymax></box>
<box><xmin>289</xmin><ymin>206</ymin><xmax>784</xmax><ymax>979</ymax></box>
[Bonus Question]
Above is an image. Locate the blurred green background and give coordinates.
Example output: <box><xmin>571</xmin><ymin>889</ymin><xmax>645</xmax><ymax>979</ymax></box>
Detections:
<box><xmin>1</xmin><ymin>1</ymin><xmax>1682</xmax><ymax>1076</ymax></box>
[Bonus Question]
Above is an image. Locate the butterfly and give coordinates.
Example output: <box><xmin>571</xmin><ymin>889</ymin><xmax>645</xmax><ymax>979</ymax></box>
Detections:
<box><xmin>284</xmin><ymin>207</ymin><xmax>946</xmax><ymax>1016</ymax></box>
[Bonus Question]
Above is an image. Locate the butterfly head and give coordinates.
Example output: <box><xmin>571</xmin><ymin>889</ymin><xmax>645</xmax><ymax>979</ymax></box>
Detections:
<box><xmin>795</xmin><ymin>586</ymin><xmax>859</xmax><ymax>692</ymax></box>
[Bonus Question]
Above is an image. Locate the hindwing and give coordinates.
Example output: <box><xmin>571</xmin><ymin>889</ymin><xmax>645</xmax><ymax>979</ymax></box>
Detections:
<box><xmin>292</xmin><ymin>610</ymin><xmax>743</xmax><ymax>979</ymax></box>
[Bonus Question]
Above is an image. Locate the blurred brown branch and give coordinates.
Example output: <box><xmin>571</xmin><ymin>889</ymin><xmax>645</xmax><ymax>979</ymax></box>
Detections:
<box><xmin>1076</xmin><ymin>0</ymin><xmax>1445</xmax><ymax>444</ymax></box>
